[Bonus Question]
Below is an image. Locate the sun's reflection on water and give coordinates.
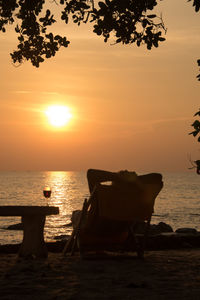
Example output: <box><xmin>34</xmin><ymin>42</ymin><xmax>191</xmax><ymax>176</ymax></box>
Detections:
<box><xmin>43</xmin><ymin>171</ymin><xmax>89</xmax><ymax>240</ymax></box>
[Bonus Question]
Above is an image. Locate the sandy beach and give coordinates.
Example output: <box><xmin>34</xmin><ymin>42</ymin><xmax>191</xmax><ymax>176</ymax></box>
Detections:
<box><xmin>0</xmin><ymin>249</ymin><xmax>200</xmax><ymax>299</ymax></box>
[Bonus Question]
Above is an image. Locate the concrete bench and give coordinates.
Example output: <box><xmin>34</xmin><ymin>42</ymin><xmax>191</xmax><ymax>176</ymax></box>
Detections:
<box><xmin>0</xmin><ymin>206</ymin><xmax>59</xmax><ymax>258</ymax></box>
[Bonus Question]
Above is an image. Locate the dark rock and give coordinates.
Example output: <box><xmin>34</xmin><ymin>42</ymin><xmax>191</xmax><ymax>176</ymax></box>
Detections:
<box><xmin>175</xmin><ymin>228</ymin><xmax>197</xmax><ymax>234</ymax></box>
<box><xmin>157</xmin><ymin>222</ymin><xmax>173</xmax><ymax>233</ymax></box>
<box><xmin>149</xmin><ymin>224</ymin><xmax>162</xmax><ymax>235</ymax></box>
<box><xmin>134</xmin><ymin>221</ymin><xmax>173</xmax><ymax>235</ymax></box>
<box><xmin>146</xmin><ymin>232</ymin><xmax>200</xmax><ymax>250</ymax></box>
<box><xmin>6</xmin><ymin>223</ymin><xmax>23</xmax><ymax>230</ymax></box>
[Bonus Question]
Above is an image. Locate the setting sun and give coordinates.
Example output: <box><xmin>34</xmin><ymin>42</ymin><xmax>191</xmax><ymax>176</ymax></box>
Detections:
<box><xmin>45</xmin><ymin>105</ymin><xmax>72</xmax><ymax>128</ymax></box>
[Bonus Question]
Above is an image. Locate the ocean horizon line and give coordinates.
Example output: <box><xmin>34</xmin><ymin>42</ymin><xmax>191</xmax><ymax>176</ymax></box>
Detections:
<box><xmin>0</xmin><ymin>170</ymin><xmax>195</xmax><ymax>174</ymax></box>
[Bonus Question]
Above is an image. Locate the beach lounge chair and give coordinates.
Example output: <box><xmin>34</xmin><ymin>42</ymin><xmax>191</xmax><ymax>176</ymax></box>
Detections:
<box><xmin>63</xmin><ymin>173</ymin><xmax>163</xmax><ymax>258</ymax></box>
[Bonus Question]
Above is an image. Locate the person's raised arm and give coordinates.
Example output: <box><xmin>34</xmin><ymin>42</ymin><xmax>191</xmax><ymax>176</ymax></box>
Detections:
<box><xmin>87</xmin><ymin>169</ymin><xmax>117</xmax><ymax>193</ymax></box>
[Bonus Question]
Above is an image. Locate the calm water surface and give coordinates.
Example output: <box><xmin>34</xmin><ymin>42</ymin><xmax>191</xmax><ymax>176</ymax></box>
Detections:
<box><xmin>0</xmin><ymin>171</ymin><xmax>199</xmax><ymax>245</ymax></box>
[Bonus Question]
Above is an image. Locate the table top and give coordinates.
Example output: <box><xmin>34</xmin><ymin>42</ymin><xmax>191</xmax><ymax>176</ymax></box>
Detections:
<box><xmin>0</xmin><ymin>206</ymin><xmax>59</xmax><ymax>216</ymax></box>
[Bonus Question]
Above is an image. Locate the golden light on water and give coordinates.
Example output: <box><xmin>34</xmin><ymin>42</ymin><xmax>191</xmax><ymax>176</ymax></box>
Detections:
<box><xmin>45</xmin><ymin>105</ymin><xmax>72</xmax><ymax>128</ymax></box>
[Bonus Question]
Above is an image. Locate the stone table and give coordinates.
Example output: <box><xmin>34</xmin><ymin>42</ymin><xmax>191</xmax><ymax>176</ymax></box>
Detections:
<box><xmin>0</xmin><ymin>206</ymin><xmax>59</xmax><ymax>258</ymax></box>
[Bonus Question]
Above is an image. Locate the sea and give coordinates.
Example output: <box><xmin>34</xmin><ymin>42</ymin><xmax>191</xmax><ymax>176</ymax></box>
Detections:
<box><xmin>0</xmin><ymin>171</ymin><xmax>199</xmax><ymax>245</ymax></box>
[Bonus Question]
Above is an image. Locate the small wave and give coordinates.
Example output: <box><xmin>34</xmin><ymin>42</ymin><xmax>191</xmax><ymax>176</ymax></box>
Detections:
<box><xmin>153</xmin><ymin>214</ymin><xmax>169</xmax><ymax>217</ymax></box>
<box><xmin>190</xmin><ymin>213</ymin><xmax>200</xmax><ymax>216</ymax></box>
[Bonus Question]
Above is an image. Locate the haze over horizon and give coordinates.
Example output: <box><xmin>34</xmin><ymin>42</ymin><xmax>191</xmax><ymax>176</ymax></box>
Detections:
<box><xmin>0</xmin><ymin>0</ymin><xmax>200</xmax><ymax>173</ymax></box>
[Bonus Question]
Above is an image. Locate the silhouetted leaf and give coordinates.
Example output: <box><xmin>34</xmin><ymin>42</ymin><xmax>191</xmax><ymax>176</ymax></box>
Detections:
<box><xmin>116</xmin><ymin>38</ymin><xmax>121</xmax><ymax>43</ymax></box>
<box><xmin>98</xmin><ymin>2</ymin><xmax>107</xmax><ymax>10</ymax></box>
<box><xmin>15</xmin><ymin>25</ymin><xmax>20</xmax><ymax>33</ymax></box>
<box><xmin>147</xmin><ymin>42</ymin><xmax>152</xmax><ymax>50</ymax></box>
<box><xmin>192</xmin><ymin>120</ymin><xmax>200</xmax><ymax>129</ymax></box>
<box><xmin>153</xmin><ymin>39</ymin><xmax>158</xmax><ymax>47</ymax></box>
<box><xmin>18</xmin><ymin>36</ymin><xmax>24</xmax><ymax>42</ymax></box>
<box><xmin>194</xmin><ymin>110</ymin><xmax>200</xmax><ymax>116</ymax></box>
<box><xmin>46</xmin><ymin>10</ymin><xmax>51</xmax><ymax>17</ymax></box>
<box><xmin>147</xmin><ymin>14</ymin><xmax>156</xmax><ymax>18</ymax></box>
<box><xmin>189</xmin><ymin>130</ymin><xmax>199</xmax><ymax>137</ymax></box>
<box><xmin>142</xmin><ymin>19</ymin><xmax>147</xmax><ymax>28</ymax></box>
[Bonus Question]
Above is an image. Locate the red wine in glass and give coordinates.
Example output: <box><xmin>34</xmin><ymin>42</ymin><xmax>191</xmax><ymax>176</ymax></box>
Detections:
<box><xmin>43</xmin><ymin>187</ymin><xmax>51</xmax><ymax>199</ymax></box>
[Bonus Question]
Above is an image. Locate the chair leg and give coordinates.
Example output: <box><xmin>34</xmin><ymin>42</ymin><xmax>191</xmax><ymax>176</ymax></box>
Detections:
<box><xmin>143</xmin><ymin>219</ymin><xmax>151</xmax><ymax>250</ymax></box>
<box><xmin>137</xmin><ymin>219</ymin><xmax>151</xmax><ymax>259</ymax></box>
<box><xmin>129</xmin><ymin>219</ymin><xmax>151</xmax><ymax>259</ymax></box>
<box><xmin>129</xmin><ymin>224</ymin><xmax>144</xmax><ymax>259</ymax></box>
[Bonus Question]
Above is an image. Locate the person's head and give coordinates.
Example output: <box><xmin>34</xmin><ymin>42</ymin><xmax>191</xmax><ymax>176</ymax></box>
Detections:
<box><xmin>113</xmin><ymin>170</ymin><xmax>142</xmax><ymax>191</ymax></box>
<box><xmin>117</xmin><ymin>170</ymin><xmax>138</xmax><ymax>183</ymax></box>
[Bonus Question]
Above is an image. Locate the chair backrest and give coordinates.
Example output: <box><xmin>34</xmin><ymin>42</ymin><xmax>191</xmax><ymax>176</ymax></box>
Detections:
<box><xmin>94</xmin><ymin>175</ymin><xmax>163</xmax><ymax>222</ymax></box>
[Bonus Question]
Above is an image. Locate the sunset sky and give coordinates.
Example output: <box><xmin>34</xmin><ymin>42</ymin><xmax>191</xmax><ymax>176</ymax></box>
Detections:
<box><xmin>0</xmin><ymin>0</ymin><xmax>200</xmax><ymax>172</ymax></box>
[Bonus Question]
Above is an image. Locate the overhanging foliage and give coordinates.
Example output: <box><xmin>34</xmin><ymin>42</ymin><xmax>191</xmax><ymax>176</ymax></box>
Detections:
<box><xmin>0</xmin><ymin>0</ymin><xmax>167</xmax><ymax>67</ymax></box>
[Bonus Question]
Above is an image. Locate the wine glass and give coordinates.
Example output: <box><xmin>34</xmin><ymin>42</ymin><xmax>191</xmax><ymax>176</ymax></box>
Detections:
<box><xmin>43</xmin><ymin>186</ymin><xmax>51</xmax><ymax>206</ymax></box>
